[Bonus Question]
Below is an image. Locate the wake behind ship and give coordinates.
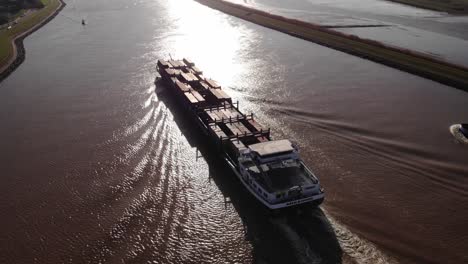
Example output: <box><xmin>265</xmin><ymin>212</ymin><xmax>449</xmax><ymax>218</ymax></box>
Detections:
<box><xmin>156</xmin><ymin>58</ymin><xmax>324</xmax><ymax>209</ymax></box>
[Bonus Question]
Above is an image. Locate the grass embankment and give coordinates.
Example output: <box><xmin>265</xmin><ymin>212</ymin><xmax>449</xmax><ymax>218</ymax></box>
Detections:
<box><xmin>196</xmin><ymin>0</ymin><xmax>468</xmax><ymax>92</ymax></box>
<box><xmin>389</xmin><ymin>0</ymin><xmax>468</xmax><ymax>14</ymax></box>
<box><xmin>0</xmin><ymin>0</ymin><xmax>61</xmax><ymax>68</ymax></box>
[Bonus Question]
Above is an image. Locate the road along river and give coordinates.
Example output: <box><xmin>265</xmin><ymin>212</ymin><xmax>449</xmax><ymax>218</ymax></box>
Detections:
<box><xmin>229</xmin><ymin>0</ymin><xmax>468</xmax><ymax>67</ymax></box>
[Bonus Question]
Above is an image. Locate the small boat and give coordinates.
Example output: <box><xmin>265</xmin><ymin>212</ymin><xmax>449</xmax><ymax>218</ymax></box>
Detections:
<box><xmin>81</xmin><ymin>19</ymin><xmax>86</xmax><ymax>25</ymax></box>
<box><xmin>450</xmin><ymin>123</ymin><xmax>468</xmax><ymax>144</ymax></box>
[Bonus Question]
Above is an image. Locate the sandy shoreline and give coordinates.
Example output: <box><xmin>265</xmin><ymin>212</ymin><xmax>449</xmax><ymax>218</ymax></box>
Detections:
<box><xmin>0</xmin><ymin>0</ymin><xmax>66</xmax><ymax>83</ymax></box>
<box><xmin>196</xmin><ymin>0</ymin><xmax>468</xmax><ymax>92</ymax></box>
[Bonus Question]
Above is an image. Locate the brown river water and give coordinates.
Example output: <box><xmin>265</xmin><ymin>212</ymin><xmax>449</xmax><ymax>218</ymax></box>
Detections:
<box><xmin>0</xmin><ymin>0</ymin><xmax>467</xmax><ymax>263</ymax></box>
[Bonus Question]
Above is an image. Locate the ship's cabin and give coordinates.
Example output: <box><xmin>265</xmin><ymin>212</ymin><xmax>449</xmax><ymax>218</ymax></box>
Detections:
<box><xmin>239</xmin><ymin>140</ymin><xmax>319</xmax><ymax>194</ymax></box>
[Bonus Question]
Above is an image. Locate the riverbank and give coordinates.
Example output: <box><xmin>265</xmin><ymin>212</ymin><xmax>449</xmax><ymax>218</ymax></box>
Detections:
<box><xmin>389</xmin><ymin>0</ymin><xmax>468</xmax><ymax>14</ymax></box>
<box><xmin>195</xmin><ymin>0</ymin><xmax>468</xmax><ymax>92</ymax></box>
<box><xmin>0</xmin><ymin>0</ymin><xmax>65</xmax><ymax>82</ymax></box>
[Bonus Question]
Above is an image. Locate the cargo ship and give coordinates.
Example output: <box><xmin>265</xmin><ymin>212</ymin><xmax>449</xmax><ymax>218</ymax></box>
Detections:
<box><xmin>450</xmin><ymin>123</ymin><xmax>468</xmax><ymax>144</ymax></box>
<box><xmin>156</xmin><ymin>58</ymin><xmax>324</xmax><ymax>209</ymax></box>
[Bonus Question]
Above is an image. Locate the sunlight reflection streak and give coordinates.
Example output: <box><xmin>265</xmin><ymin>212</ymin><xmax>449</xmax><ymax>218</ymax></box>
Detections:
<box><xmin>162</xmin><ymin>0</ymin><xmax>254</xmax><ymax>87</ymax></box>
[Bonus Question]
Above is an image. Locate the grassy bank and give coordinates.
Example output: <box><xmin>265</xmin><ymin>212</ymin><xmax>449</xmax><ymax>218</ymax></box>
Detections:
<box><xmin>389</xmin><ymin>0</ymin><xmax>468</xmax><ymax>14</ymax></box>
<box><xmin>196</xmin><ymin>0</ymin><xmax>468</xmax><ymax>92</ymax></box>
<box><xmin>0</xmin><ymin>0</ymin><xmax>61</xmax><ymax>67</ymax></box>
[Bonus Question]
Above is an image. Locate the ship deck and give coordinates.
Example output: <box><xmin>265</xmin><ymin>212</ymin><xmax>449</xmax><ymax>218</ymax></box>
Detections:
<box><xmin>157</xmin><ymin>58</ymin><xmax>271</xmax><ymax>156</ymax></box>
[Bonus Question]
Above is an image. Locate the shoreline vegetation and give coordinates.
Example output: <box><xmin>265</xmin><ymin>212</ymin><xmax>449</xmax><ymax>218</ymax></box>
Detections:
<box><xmin>196</xmin><ymin>0</ymin><xmax>468</xmax><ymax>92</ymax></box>
<box><xmin>0</xmin><ymin>0</ymin><xmax>64</xmax><ymax>82</ymax></box>
<box><xmin>388</xmin><ymin>0</ymin><xmax>468</xmax><ymax>14</ymax></box>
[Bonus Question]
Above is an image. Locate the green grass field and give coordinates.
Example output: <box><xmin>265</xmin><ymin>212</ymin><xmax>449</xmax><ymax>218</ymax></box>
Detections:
<box><xmin>389</xmin><ymin>0</ymin><xmax>468</xmax><ymax>13</ymax></box>
<box><xmin>0</xmin><ymin>0</ymin><xmax>61</xmax><ymax>67</ymax></box>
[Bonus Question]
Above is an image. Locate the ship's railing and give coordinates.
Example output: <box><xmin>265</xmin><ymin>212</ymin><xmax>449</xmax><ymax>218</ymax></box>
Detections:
<box><xmin>199</xmin><ymin>101</ymin><xmax>240</xmax><ymax>111</ymax></box>
<box><xmin>216</xmin><ymin>129</ymin><xmax>271</xmax><ymax>142</ymax></box>
<box><xmin>206</xmin><ymin>115</ymin><xmax>247</xmax><ymax>125</ymax></box>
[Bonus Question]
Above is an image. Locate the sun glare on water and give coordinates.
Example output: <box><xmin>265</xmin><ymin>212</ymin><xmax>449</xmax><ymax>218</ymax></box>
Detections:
<box><xmin>163</xmin><ymin>0</ymin><xmax>254</xmax><ymax>87</ymax></box>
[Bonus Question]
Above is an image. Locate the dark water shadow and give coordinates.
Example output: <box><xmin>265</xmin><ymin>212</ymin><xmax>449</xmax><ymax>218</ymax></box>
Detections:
<box><xmin>156</xmin><ymin>82</ymin><xmax>343</xmax><ymax>264</ymax></box>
